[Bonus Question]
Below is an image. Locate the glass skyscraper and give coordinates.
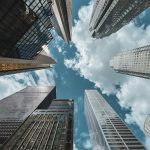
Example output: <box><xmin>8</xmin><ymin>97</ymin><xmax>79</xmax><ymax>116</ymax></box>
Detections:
<box><xmin>85</xmin><ymin>90</ymin><xmax>146</xmax><ymax>150</ymax></box>
<box><xmin>0</xmin><ymin>86</ymin><xmax>56</xmax><ymax>147</ymax></box>
<box><xmin>0</xmin><ymin>0</ymin><xmax>72</xmax><ymax>75</ymax></box>
<box><xmin>0</xmin><ymin>87</ymin><xmax>73</xmax><ymax>150</ymax></box>
<box><xmin>89</xmin><ymin>0</ymin><xmax>150</xmax><ymax>39</ymax></box>
<box><xmin>0</xmin><ymin>47</ymin><xmax>55</xmax><ymax>76</ymax></box>
<box><xmin>0</xmin><ymin>0</ymin><xmax>53</xmax><ymax>59</ymax></box>
<box><xmin>51</xmin><ymin>0</ymin><xmax>72</xmax><ymax>43</ymax></box>
<box><xmin>1</xmin><ymin>100</ymin><xmax>73</xmax><ymax>150</ymax></box>
<box><xmin>144</xmin><ymin>115</ymin><xmax>150</xmax><ymax>137</ymax></box>
<box><xmin>0</xmin><ymin>0</ymin><xmax>37</xmax><ymax>58</ymax></box>
<box><xmin>110</xmin><ymin>45</ymin><xmax>150</xmax><ymax>79</ymax></box>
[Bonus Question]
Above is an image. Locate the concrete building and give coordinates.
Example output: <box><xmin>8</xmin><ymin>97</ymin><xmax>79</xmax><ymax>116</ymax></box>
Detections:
<box><xmin>110</xmin><ymin>45</ymin><xmax>150</xmax><ymax>79</ymax></box>
<box><xmin>89</xmin><ymin>0</ymin><xmax>150</xmax><ymax>39</ymax></box>
<box><xmin>51</xmin><ymin>0</ymin><xmax>72</xmax><ymax>43</ymax></box>
<box><xmin>0</xmin><ymin>86</ymin><xmax>56</xmax><ymax>146</ymax></box>
<box><xmin>144</xmin><ymin>115</ymin><xmax>150</xmax><ymax>137</ymax></box>
<box><xmin>0</xmin><ymin>46</ymin><xmax>55</xmax><ymax>76</ymax></box>
<box><xmin>85</xmin><ymin>90</ymin><xmax>146</xmax><ymax>150</ymax></box>
<box><xmin>1</xmin><ymin>99</ymin><xmax>73</xmax><ymax>150</ymax></box>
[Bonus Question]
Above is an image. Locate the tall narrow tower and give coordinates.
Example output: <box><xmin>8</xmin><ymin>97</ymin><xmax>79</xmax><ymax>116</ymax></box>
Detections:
<box><xmin>144</xmin><ymin>115</ymin><xmax>150</xmax><ymax>137</ymax></box>
<box><xmin>110</xmin><ymin>45</ymin><xmax>150</xmax><ymax>79</ymax></box>
<box><xmin>89</xmin><ymin>0</ymin><xmax>150</xmax><ymax>38</ymax></box>
<box><xmin>51</xmin><ymin>0</ymin><xmax>72</xmax><ymax>43</ymax></box>
<box><xmin>85</xmin><ymin>90</ymin><xmax>146</xmax><ymax>150</ymax></box>
<box><xmin>1</xmin><ymin>99</ymin><xmax>73</xmax><ymax>150</ymax></box>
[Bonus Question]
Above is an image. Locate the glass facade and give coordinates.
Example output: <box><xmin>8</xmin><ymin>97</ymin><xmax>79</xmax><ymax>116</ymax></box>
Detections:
<box><xmin>0</xmin><ymin>0</ymin><xmax>37</xmax><ymax>58</ymax></box>
<box><xmin>51</xmin><ymin>0</ymin><xmax>72</xmax><ymax>43</ymax></box>
<box><xmin>144</xmin><ymin>115</ymin><xmax>150</xmax><ymax>137</ymax></box>
<box><xmin>0</xmin><ymin>86</ymin><xmax>56</xmax><ymax>120</ymax></box>
<box><xmin>15</xmin><ymin>0</ymin><xmax>53</xmax><ymax>59</ymax></box>
<box><xmin>0</xmin><ymin>46</ymin><xmax>56</xmax><ymax>76</ymax></box>
<box><xmin>0</xmin><ymin>120</ymin><xmax>22</xmax><ymax>147</ymax></box>
<box><xmin>1</xmin><ymin>100</ymin><xmax>73</xmax><ymax>150</ymax></box>
<box><xmin>0</xmin><ymin>86</ymin><xmax>56</xmax><ymax>147</ymax></box>
<box><xmin>0</xmin><ymin>0</ymin><xmax>53</xmax><ymax>59</ymax></box>
<box><xmin>110</xmin><ymin>45</ymin><xmax>150</xmax><ymax>79</ymax></box>
<box><xmin>89</xmin><ymin>0</ymin><xmax>150</xmax><ymax>38</ymax></box>
<box><xmin>0</xmin><ymin>63</ymin><xmax>49</xmax><ymax>72</ymax></box>
<box><xmin>85</xmin><ymin>90</ymin><xmax>146</xmax><ymax>150</ymax></box>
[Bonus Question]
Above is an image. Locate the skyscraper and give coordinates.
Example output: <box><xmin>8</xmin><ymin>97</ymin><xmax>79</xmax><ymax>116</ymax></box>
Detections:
<box><xmin>89</xmin><ymin>0</ymin><xmax>150</xmax><ymax>39</ymax></box>
<box><xmin>0</xmin><ymin>0</ymin><xmax>56</xmax><ymax>75</ymax></box>
<box><xmin>1</xmin><ymin>99</ymin><xmax>73</xmax><ymax>150</ymax></box>
<box><xmin>0</xmin><ymin>47</ymin><xmax>55</xmax><ymax>76</ymax></box>
<box><xmin>144</xmin><ymin>115</ymin><xmax>150</xmax><ymax>137</ymax></box>
<box><xmin>0</xmin><ymin>0</ymin><xmax>54</xmax><ymax>59</ymax></box>
<box><xmin>51</xmin><ymin>0</ymin><xmax>72</xmax><ymax>43</ymax></box>
<box><xmin>85</xmin><ymin>90</ymin><xmax>146</xmax><ymax>149</ymax></box>
<box><xmin>110</xmin><ymin>45</ymin><xmax>150</xmax><ymax>79</ymax></box>
<box><xmin>0</xmin><ymin>86</ymin><xmax>56</xmax><ymax>146</ymax></box>
<box><xmin>0</xmin><ymin>0</ymin><xmax>73</xmax><ymax>75</ymax></box>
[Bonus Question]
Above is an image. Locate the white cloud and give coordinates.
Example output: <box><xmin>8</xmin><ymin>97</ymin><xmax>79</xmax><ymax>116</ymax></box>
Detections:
<box><xmin>58</xmin><ymin>47</ymin><xmax>62</xmax><ymax>53</ymax></box>
<box><xmin>42</xmin><ymin>45</ymin><xmax>50</xmax><ymax>55</ymax></box>
<box><xmin>73</xmin><ymin>144</ymin><xmax>78</xmax><ymax>150</ymax></box>
<box><xmin>117</xmin><ymin>77</ymin><xmax>150</xmax><ymax>148</ymax></box>
<box><xmin>83</xmin><ymin>139</ymin><xmax>92</xmax><ymax>149</ymax></box>
<box><xmin>65</xmin><ymin>3</ymin><xmax>150</xmax><ymax>94</ymax></box>
<box><xmin>34</xmin><ymin>69</ymin><xmax>55</xmax><ymax>86</ymax></box>
<box><xmin>145</xmin><ymin>137</ymin><xmax>150</xmax><ymax>149</ymax></box>
<box><xmin>64</xmin><ymin>2</ymin><xmax>150</xmax><ymax>149</ymax></box>
<box><xmin>0</xmin><ymin>75</ymin><xmax>25</xmax><ymax>100</ymax></box>
<box><xmin>0</xmin><ymin>69</ymin><xmax>55</xmax><ymax>100</ymax></box>
<box><xmin>117</xmin><ymin>77</ymin><xmax>150</xmax><ymax>129</ymax></box>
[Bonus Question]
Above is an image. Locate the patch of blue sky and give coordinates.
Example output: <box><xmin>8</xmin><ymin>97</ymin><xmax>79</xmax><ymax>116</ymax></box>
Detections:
<box><xmin>134</xmin><ymin>7</ymin><xmax>150</xmax><ymax>28</ymax></box>
<box><xmin>48</xmin><ymin>1</ymin><xmax>150</xmax><ymax>149</ymax></box>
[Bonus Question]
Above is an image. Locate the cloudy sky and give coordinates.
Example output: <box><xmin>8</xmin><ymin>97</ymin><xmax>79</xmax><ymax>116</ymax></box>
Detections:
<box><xmin>1</xmin><ymin>0</ymin><xmax>150</xmax><ymax>150</ymax></box>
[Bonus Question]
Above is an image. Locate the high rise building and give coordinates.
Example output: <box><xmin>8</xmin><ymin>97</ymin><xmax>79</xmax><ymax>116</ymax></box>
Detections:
<box><xmin>0</xmin><ymin>0</ymin><xmax>54</xmax><ymax>59</ymax></box>
<box><xmin>144</xmin><ymin>115</ymin><xmax>150</xmax><ymax>137</ymax></box>
<box><xmin>51</xmin><ymin>0</ymin><xmax>72</xmax><ymax>43</ymax></box>
<box><xmin>0</xmin><ymin>0</ymin><xmax>73</xmax><ymax>75</ymax></box>
<box><xmin>0</xmin><ymin>0</ymin><xmax>55</xmax><ymax>74</ymax></box>
<box><xmin>1</xmin><ymin>99</ymin><xmax>73</xmax><ymax>150</ymax></box>
<box><xmin>85</xmin><ymin>90</ymin><xmax>146</xmax><ymax>150</ymax></box>
<box><xmin>0</xmin><ymin>46</ymin><xmax>56</xmax><ymax>76</ymax></box>
<box><xmin>0</xmin><ymin>86</ymin><xmax>56</xmax><ymax>146</ymax></box>
<box><xmin>110</xmin><ymin>45</ymin><xmax>150</xmax><ymax>79</ymax></box>
<box><xmin>89</xmin><ymin>0</ymin><xmax>150</xmax><ymax>39</ymax></box>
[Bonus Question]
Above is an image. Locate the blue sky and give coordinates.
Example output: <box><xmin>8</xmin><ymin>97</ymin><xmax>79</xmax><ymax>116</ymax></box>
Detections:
<box><xmin>0</xmin><ymin>0</ymin><xmax>150</xmax><ymax>150</ymax></box>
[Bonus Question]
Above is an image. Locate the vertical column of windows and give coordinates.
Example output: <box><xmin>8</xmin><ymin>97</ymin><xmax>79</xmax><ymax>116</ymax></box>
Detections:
<box><xmin>85</xmin><ymin>91</ymin><xmax>146</xmax><ymax>150</ymax></box>
<box><xmin>13</xmin><ymin>0</ymin><xmax>53</xmax><ymax>59</ymax></box>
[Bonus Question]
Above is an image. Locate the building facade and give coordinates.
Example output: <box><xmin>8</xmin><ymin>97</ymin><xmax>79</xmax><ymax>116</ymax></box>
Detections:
<box><xmin>51</xmin><ymin>0</ymin><xmax>72</xmax><ymax>43</ymax></box>
<box><xmin>0</xmin><ymin>46</ymin><xmax>55</xmax><ymax>76</ymax></box>
<box><xmin>1</xmin><ymin>99</ymin><xmax>73</xmax><ymax>150</ymax></box>
<box><xmin>0</xmin><ymin>0</ymin><xmax>73</xmax><ymax>75</ymax></box>
<box><xmin>0</xmin><ymin>120</ymin><xmax>22</xmax><ymax>147</ymax></box>
<box><xmin>85</xmin><ymin>90</ymin><xmax>146</xmax><ymax>150</ymax></box>
<box><xmin>0</xmin><ymin>86</ymin><xmax>56</xmax><ymax>146</ymax></box>
<box><xmin>144</xmin><ymin>115</ymin><xmax>150</xmax><ymax>137</ymax></box>
<box><xmin>0</xmin><ymin>0</ymin><xmax>54</xmax><ymax>59</ymax></box>
<box><xmin>89</xmin><ymin>0</ymin><xmax>150</xmax><ymax>39</ymax></box>
<box><xmin>110</xmin><ymin>45</ymin><xmax>150</xmax><ymax>79</ymax></box>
